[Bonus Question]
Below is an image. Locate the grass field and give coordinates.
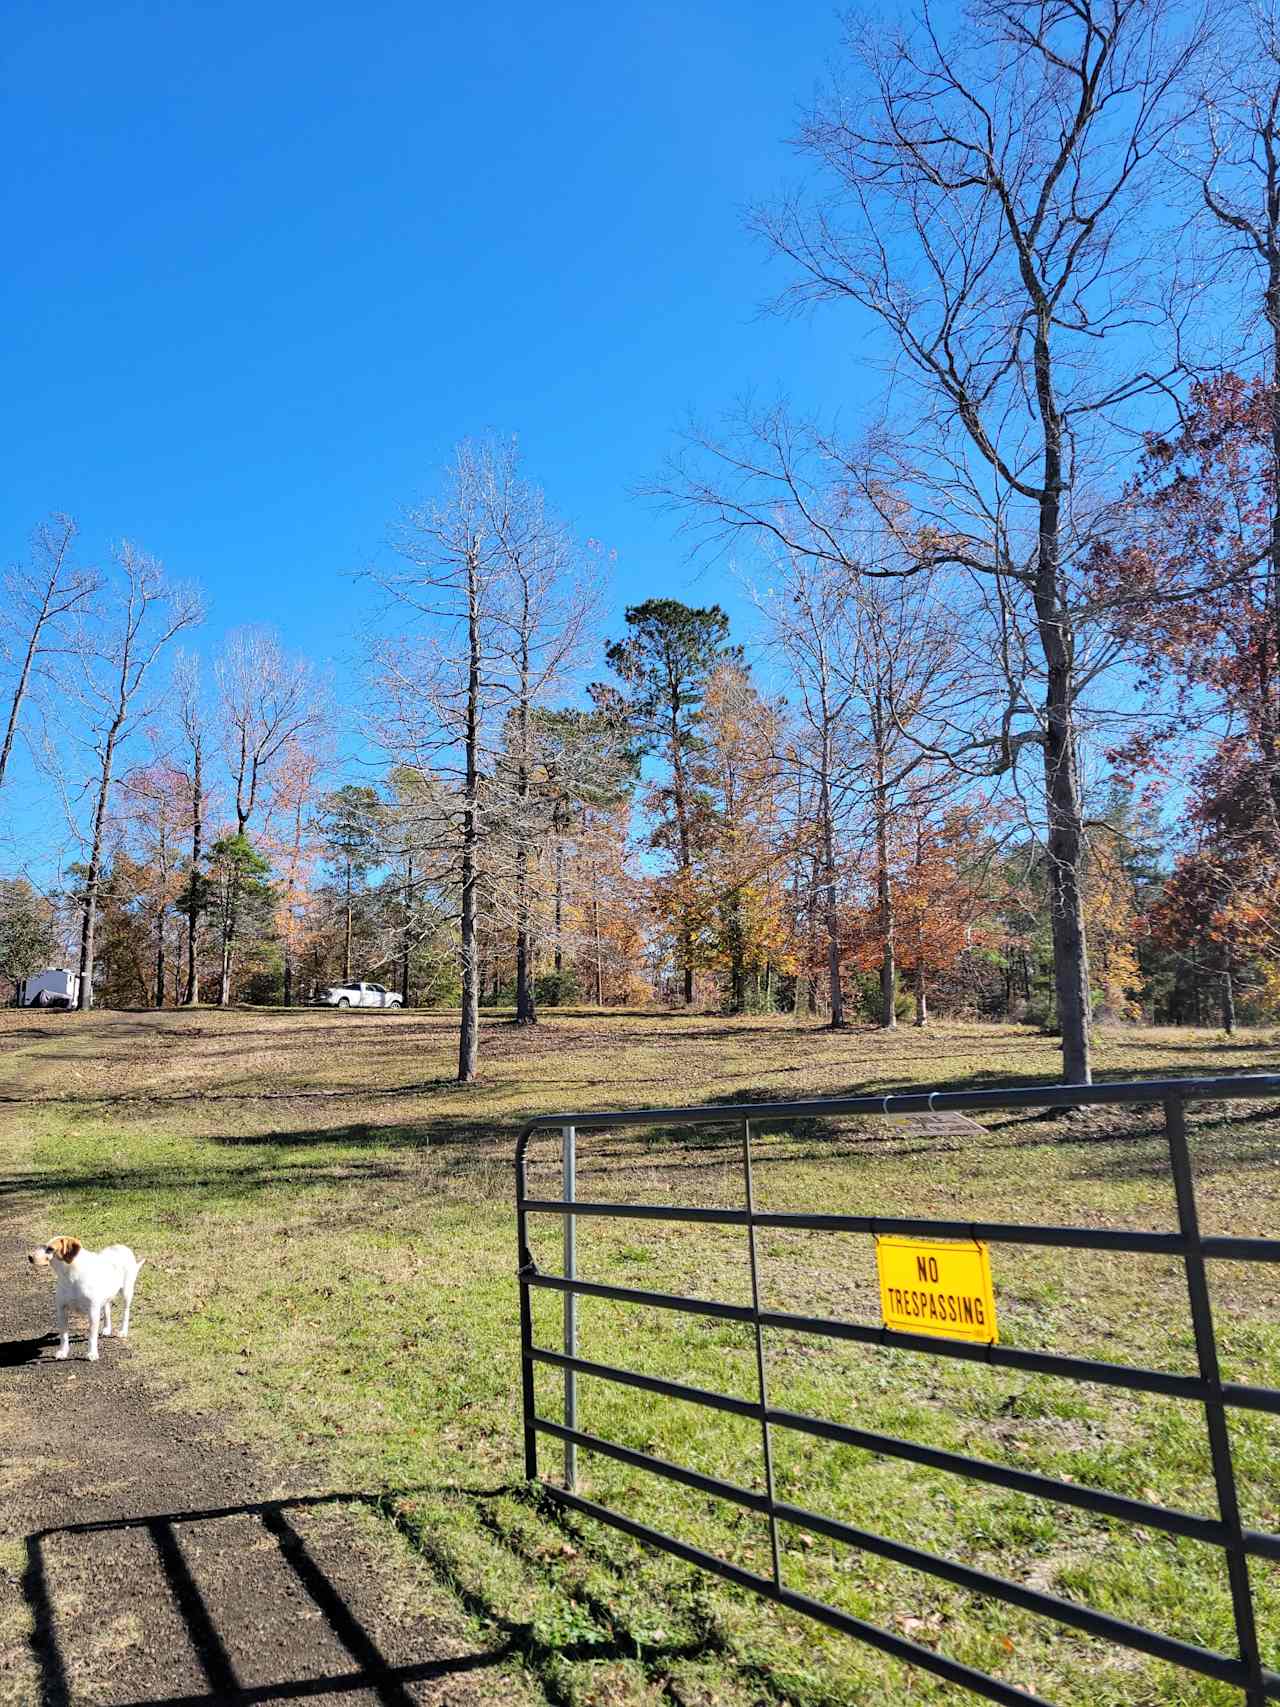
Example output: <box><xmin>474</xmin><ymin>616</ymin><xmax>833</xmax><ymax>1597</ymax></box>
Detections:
<box><xmin>3</xmin><ymin>1007</ymin><xmax>1279</xmax><ymax>1706</ymax></box>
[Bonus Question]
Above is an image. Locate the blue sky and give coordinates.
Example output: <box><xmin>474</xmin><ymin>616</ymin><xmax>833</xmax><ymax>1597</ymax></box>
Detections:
<box><xmin>3</xmin><ymin>1</ymin><xmax>1219</xmax><ymax>890</ymax></box>
<box><xmin>2</xmin><ymin>0</ymin><xmax>867</xmax><ymax>694</ymax></box>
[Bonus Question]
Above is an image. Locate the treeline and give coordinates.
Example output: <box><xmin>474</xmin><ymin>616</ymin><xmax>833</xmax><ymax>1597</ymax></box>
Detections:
<box><xmin>5</xmin><ymin>3</ymin><xmax>1280</xmax><ymax>1088</ymax></box>
<box><xmin>0</xmin><ymin>486</ymin><xmax>1270</xmax><ymax>1072</ymax></box>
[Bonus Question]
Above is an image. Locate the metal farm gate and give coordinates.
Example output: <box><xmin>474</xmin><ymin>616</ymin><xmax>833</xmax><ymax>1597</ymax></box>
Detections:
<box><xmin>514</xmin><ymin>1075</ymin><xmax>1280</xmax><ymax>1706</ymax></box>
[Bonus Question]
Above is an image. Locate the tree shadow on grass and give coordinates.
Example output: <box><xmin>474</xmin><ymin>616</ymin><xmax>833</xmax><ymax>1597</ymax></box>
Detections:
<box><xmin>706</xmin><ymin>1059</ymin><xmax>1280</xmax><ymax>1104</ymax></box>
<box><xmin>0</xmin><ymin>1072</ymin><xmax>463</xmax><ymax>1108</ymax></box>
<box><xmin>10</xmin><ymin>1082</ymin><xmax>1275</xmax><ymax>1220</ymax></box>
<box><xmin>523</xmin><ymin>1086</ymin><xmax>1280</xmax><ymax>1206</ymax></box>
<box><xmin>0</xmin><ymin>1158</ymin><xmax>413</xmax><ymax>1209</ymax></box>
<box><xmin>205</xmin><ymin>1110</ymin><xmax>493</xmax><ymax>1147</ymax></box>
<box><xmin>0</xmin><ymin>1116</ymin><xmax>516</xmax><ymax>1212</ymax></box>
<box><xmin>1123</xmin><ymin>1037</ymin><xmax>1280</xmax><ymax>1055</ymax></box>
<box><xmin>1068</xmin><ymin>1101</ymin><xmax>1280</xmax><ymax>1183</ymax></box>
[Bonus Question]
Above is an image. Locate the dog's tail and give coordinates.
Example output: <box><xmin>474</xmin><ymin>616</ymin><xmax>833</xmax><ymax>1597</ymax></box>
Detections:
<box><xmin>135</xmin><ymin>1257</ymin><xmax>147</xmax><ymax>1270</ymax></box>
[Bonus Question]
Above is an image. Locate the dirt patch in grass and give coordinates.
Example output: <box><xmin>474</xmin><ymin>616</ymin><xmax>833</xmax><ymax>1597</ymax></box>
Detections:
<box><xmin>0</xmin><ymin>1186</ymin><xmax>538</xmax><ymax>1704</ymax></box>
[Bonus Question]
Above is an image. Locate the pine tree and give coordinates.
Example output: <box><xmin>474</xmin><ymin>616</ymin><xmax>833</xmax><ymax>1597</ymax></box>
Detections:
<box><xmin>603</xmin><ymin>600</ymin><xmax>741</xmax><ymax>1005</ymax></box>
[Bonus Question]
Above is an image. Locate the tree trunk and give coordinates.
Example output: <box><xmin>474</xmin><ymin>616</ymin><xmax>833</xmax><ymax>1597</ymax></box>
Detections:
<box><xmin>401</xmin><ymin>853</ymin><xmax>412</xmax><ymax>1005</ymax></box>
<box><xmin>153</xmin><ymin>821</ymin><xmax>169</xmax><ymax>1009</ymax></box>
<box><xmin>879</xmin><ymin>929</ymin><xmax>897</xmax><ymax>1029</ymax></box>
<box><xmin>666</xmin><ymin>669</ymin><xmax>696</xmax><ymax>1007</ymax></box>
<box><xmin>185</xmin><ymin>735</ymin><xmax>203</xmax><ymax>1006</ymax></box>
<box><xmin>874</xmin><ymin>704</ymin><xmax>897</xmax><ymax>1029</ymax></box>
<box><xmin>554</xmin><ymin>840</ymin><xmax>564</xmax><ymax>974</ymax></box>
<box><xmin>343</xmin><ymin>859</ymin><xmax>353</xmax><ymax>984</ymax></box>
<box><xmin>458</xmin><ymin>812</ymin><xmax>478</xmax><ymax>1079</ymax></box>
<box><xmin>1263</xmin><ymin>246</ymin><xmax>1280</xmax><ymax>844</ymax></box>
<box><xmin>1221</xmin><ymin>954</ymin><xmax>1236</xmax><ymax>1035</ymax></box>
<box><xmin>515</xmin><ymin>841</ymin><xmax>536</xmax><ymax>1025</ymax></box>
<box><xmin>593</xmin><ymin>894</ymin><xmax>604</xmax><ymax>1006</ymax></box>
<box><xmin>1038</xmin><ymin>638</ymin><xmax>1091</xmax><ymax>1078</ymax></box>
<box><xmin>77</xmin><ymin>720</ymin><xmax>124</xmax><ymax>1011</ymax></box>
<box><xmin>514</xmin><ymin>605</ymin><xmax>537</xmax><ymax>1027</ymax></box>
<box><xmin>1030</xmin><ymin>297</ymin><xmax>1091</xmax><ymax>1085</ymax></box>
<box><xmin>218</xmin><ymin>858</ymin><xmax>238</xmax><ymax>1009</ymax></box>
<box><xmin>219</xmin><ymin>895</ymin><xmax>233</xmax><ymax>1007</ymax></box>
<box><xmin>515</xmin><ymin>924</ymin><xmax>535</xmax><ymax>1021</ymax></box>
<box><xmin>819</xmin><ymin>773</ymin><xmax>844</xmax><ymax>1028</ymax></box>
<box><xmin>457</xmin><ymin>559</ymin><xmax>481</xmax><ymax>1084</ymax></box>
<box><xmin>790</xmin><ymin>762</ymin><xmax>811</xmax><ymax>1019</ymax></box>
<box><xmin>803</xmin><ymin>865</ymin><xmax>819</xmax><ymax>1016</ymax></box>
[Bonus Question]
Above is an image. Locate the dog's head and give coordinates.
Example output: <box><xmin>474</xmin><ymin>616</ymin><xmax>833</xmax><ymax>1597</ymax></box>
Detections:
<box><xmin>27</xmin><ymin>1237</ymin><xmax>82</xmax><ymax>1269</ymax></box>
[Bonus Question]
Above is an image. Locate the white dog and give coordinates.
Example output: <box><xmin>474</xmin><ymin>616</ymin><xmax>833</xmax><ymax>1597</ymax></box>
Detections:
<box><xmin>27</xmin><ymin>1236</ymin><xmax>145</xmax><ymax>1361</ymax></box>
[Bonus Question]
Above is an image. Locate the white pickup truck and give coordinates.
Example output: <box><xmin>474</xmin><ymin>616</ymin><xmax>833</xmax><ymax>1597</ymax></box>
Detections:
<box><xmin>314</xmin><ymin>981</ymin><xmax>403</xmax><ymax>1009</ymax></box>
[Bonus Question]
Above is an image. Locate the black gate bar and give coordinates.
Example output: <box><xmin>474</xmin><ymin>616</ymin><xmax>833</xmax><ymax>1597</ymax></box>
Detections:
<box><xmin>515</xmin><ymin>1074</ymin><xmax>1280</xmax><ymax>1705</ymax></box>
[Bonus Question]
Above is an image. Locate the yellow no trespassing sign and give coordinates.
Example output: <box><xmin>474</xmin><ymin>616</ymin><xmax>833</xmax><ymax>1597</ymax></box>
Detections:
<box><xmin>875</xmin><ymin>1236</ymin><xmax>998</xmax><ymax>1344</ymax></box>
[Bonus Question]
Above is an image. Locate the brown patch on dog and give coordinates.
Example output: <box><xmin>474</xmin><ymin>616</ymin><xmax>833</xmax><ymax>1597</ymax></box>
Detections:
<box><xmin>49</xmin><ymin>1236</ymin><xmax>82</xmax><ymax>1263</ymax></box>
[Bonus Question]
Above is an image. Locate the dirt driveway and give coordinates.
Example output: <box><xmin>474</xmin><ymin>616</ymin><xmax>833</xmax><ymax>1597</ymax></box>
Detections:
<box><xmin>0</xmin><ymin>1196</ymin><xmax>536</xmax><ymax>1707</ymax></box>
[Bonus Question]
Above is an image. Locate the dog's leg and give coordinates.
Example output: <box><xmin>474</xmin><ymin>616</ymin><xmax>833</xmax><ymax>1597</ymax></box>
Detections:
<box><xmin>54</xmin><ymin>1301</ymin><xmax>70</xmax><ymax>1360</ymax></box>
<box><xmin>120</xmin><ymin>1269</ymin><xmax>137</xmax><ymax>1338</ymax></box>
<box><xmin>101</xmin><ymin>1300</ymin><xmax>113</xmax><ymax>1338</ymax></box>
<box><xmin>86</xmin><ymin>1310</ymin><xmax>99</xmax><ymax>1362</ymax></box>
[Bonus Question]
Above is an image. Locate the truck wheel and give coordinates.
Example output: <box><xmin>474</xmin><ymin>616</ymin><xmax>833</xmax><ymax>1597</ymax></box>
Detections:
<box><xmin>337</xmin><ymin>997</ymin><xmax>350</xmax><ymax>1008</ymax></box>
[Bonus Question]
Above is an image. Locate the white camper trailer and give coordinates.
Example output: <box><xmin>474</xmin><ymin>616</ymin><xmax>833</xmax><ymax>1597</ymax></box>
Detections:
<box><xmin>17</xmin><ymin>968</ymin><xmax>80</xmax><ymax>1008</ymax></box>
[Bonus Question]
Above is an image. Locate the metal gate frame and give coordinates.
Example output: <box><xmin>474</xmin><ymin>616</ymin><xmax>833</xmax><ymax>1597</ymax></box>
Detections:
<box><xmin>515</xmin><ymin>1075</ymin><xmax>1280</xmax><ymax>1706</ymax></box>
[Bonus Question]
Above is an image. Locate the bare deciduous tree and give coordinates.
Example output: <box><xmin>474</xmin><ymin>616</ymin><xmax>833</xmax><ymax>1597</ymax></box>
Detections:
<box><xmin>51</xmin><ymin>544</ymin><xmax>202</xmax><ymax>1009</ymax></box>
<box><xmin>755</xmin><ymin>552</ymin><xmax>965</xmax><ymax>1028</ymax></box>
<box><xmin>215</xmin><ymin>627</ymin><xmax>324</xmax><ymax>837</ymax></box>
<box><xmin>666</xmin><ymin>1</ymin><xmax>1208</xmax><ymax>1081</ymax></box>
<box><xmin>752</xmin><ymin>550</ymin><xmax>857</xmax><ymax>1026</ymax></box>
<box><xmin>265</xmin><ymin>734</ymin><xmax>330</xmax><ymax>1007</ymax></box>
<box><xmin>1191</xmin><ymin>4</ymin><xmax>1280</xmax><ymax>824</ymax></box>
<box><xmin>489</xmin><ymin>494</ymin><xmax>599</xmax><ymax>1026</ymax></box>
<box><xmin>171</xmin><ymin>652</ymin><xmax>208</xmax><ymax>1004</ymax></box>
<box><xmin>374</xmin><ymin>446</ymin><xmax>510</xmax><ymax>1081</ymax></box>
<box><xmin>840</xmin><ymin>576</ymin><xmax>965</xmax><ymax>1029</ymax></box>
<box><xmin>372</xmin><ymin>437</ymin><xmax>597</xmax><ymax>1080</ymax></box>
<box><xmin>0</xmin><ymin>514</ymin><xmax>102</xmax><ymax>794</ymax></box>
<box><xmin>1197</xmin><ymin>4</ymin><xmax>1280</xmax><ymax>365</ymax></box>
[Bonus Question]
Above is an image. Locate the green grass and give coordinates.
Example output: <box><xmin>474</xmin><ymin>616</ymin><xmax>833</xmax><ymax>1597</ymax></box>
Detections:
<box><xmin>3</xmin><ymin>1007</ymin><xmax>1279</xmax><ymax>1705</ymax></box>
